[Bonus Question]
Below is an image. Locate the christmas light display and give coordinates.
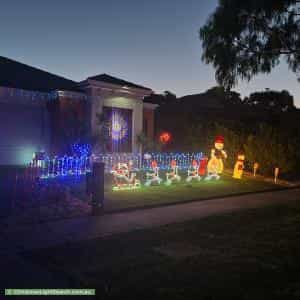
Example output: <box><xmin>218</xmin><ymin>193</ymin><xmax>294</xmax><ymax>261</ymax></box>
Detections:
<box><xmin>206</xmin><ymin>135</ymin><xmax>227</xmax><ymax>180</ymax></box>
<box><xmin>103</xmin><ymin>107</ymin><xmax>132</xmax><ymax>152</ymax></box>
<box><xmin>233</xmin><ymin>153</ymin><xmax>245</xmax><ymax>179</ymax></box>
<box><xmin>0</xmin><ymin>86</ymin><xmax>58</xmax><ymax>102</ymax></box>
<box><xmin>159</xmin><ymin>131</ymin><xmax>172</xmax><ymax>144</ymax></box>
<box><xmin>253</xmin><ymin>162</ymin><xmax>259</xmax><ymax>177</ymax></box>
<box><xmin>274</xmin><ymin>167</ymin><xmax>279</xmax><ymax>183</ymax></box>
<box><xmin>35</xmin><ymin>152</ymin><xmax>204</xmax><ymax>182</ymax></box>
<box><xmin>198</xmin><ymin>156</ymin><xmax>208</xmax><ymax>177</ymax></box>
<box><xmin>111</xmin><ymin>162</ymin><xmax>141</xmax><ymax>191</ymax></box>
<box><xmin>186</xmin><ymin>159</ymin><xmax>201</xmax><ymax>182</ymax></box>
<box><xmin>93</xmin><ymin>152</ymin><xmax>203</xmax><ymax>173</ymax></box>
<box><xmin>71</xmin><ymin>143</ymin><xmax>91</xmax><ymax>157</ymax></box>
<box><xmin>30</xmin><ymin>155</ymin><xmax>91</xmax><ymax>179</ymax></box>
<box><xmin>111</xmin><ymin>110</ymin><xmax>128</xmax><ymax>142</ymax></box>
<box><xmin>144</xmin><ymin>153</ymin><xmax>152</xmax><ymax>160</ymax></box>
<box><xmin>93</xmin><ymin>153</ymin><xmax>141</xmax><ymax>173</ymax></box>
<box><xmin>142</xmin><ymin>152</ymin><xmax>203</xmax><ymax>171</ymax></box>
<box><xmin>165</xmin><ymin>160</ymin><xmax>181</xmax><ymax>185</ymax></box>
<box><xmin>145</xmin><ymin>160</ymin><xmax>163</xmax><ymax>186</ymax></box>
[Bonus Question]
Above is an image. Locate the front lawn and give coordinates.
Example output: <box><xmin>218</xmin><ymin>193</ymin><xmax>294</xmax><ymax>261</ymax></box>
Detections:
<box><xmin>104</xmin><ymin>172</ymin><xmax>281</xmax><ymax>212</ymax></box>
<box><xmin>27</xmin><ymin>198</ymin><xmax>300</xmax><ymax>299</ymax></box>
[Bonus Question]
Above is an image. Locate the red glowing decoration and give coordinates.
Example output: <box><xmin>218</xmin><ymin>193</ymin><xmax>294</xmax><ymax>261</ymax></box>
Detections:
<box><xmin>159</xmin><ymin>132</ymin><xmax>172</xmax><ymax>144</ymax></box>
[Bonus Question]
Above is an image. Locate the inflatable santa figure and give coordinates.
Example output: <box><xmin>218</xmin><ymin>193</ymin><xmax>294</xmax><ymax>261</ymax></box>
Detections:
<box><xmin>206</xmin><ymin>135</ymin><xmax>227</xmax><ymax>180</ymax></box>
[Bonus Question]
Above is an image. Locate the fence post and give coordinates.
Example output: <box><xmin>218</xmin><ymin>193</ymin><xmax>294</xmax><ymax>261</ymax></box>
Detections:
<box><xmin>89</xmin><ymin>162</ymin><xmax>105</xmax><ymax>215</ymax></box>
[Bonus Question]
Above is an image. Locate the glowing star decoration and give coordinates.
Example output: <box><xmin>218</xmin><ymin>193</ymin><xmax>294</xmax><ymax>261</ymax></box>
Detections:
<box><xmin>145</xmin><ymin>160</ymin><xmax>163</xmax><ymax>186</ymax></box>
<box><xmin>205</xmin><ymin>135</ymin><xmax>227</xmax><ymax>180</ymax></box>
<box><xmin>159</xmin><ymin>132</ymin><xmax>172</xmax><ymax>144</ymax></box>
<box><xmin>186</xmin><ymin>159</ymin><xmax>201</xmax><ymax>182</ymax></box>
<box><xmin>165</xmin><ymin>159</ymin><xmax>181</xmax><ymax>185</ymax></box>
<box><xmin>111</xmin><ymin>162</ymin><xmax>141</xmax><ymax>191</ymax></box>
<box><xmin>253</xmin><ymin>162</ymin><xmax>259</xmax><ymax>177</ymax></box>
<box><xmin>111</xmin><ymin>111</ymin><xmax>128</xmax><ymax>141</ymax></box>
<box><xmin>233</xmin><ymin>153</ymin><xmax>245</xmax><ymax>179</ymax></box>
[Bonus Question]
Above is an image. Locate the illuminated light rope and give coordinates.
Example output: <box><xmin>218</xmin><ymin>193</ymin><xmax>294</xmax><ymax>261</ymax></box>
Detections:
<box><xmin>111</xmin><ymin>162</ymin><xmax>141</xmax><ymax>191</ymax></box>
<box><xmin>30</xmin><ymin>155</ymin><xmax>91</xmax><ymax>179</ymax></box>
<box><xmin>33</xmin><ymin>152</ymin><xmax>204</xmax><ymax>180</ymax></box>
<box><xmin>93</xmin><ymin>152</ymin><xmax>203</xmax><ymax>173</ymax></box>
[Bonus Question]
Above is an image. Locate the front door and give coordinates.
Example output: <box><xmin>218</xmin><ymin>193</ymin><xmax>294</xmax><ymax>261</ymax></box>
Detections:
<box><xmin>102</xmin><ymin>106</ymin><xmax>132</xmax><ymax>152</ymax></box>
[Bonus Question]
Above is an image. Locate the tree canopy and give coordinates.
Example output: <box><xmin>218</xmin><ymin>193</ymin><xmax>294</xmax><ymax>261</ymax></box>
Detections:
<box><xmin>200</xmin><ymin>0</ymin><xmax>300</xmax><ymax>88</ymax></box>
<box><xmin>245</xmin><ymin>89</ymin><xmax>295</xmax><ymax>111</ymax></box>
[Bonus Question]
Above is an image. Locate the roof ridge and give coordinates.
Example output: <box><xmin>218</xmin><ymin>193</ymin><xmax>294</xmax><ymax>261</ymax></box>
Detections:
<box><xmin>87</xmin><ymin>73</ymin><xmax>151</xmax><ymax>91</ymax></box>
<box><xmin>0</xmin><ymin>56</ymin><xmax>76</xmax><ymax>84</ymax></box>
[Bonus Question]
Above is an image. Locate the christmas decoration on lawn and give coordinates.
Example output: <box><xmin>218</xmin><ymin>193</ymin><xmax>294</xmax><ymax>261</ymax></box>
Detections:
<box><xmin>253</xmin><ymin>162</ymin><xmax>259</xmax><ymax>177</ymax></box>
<box><xmin>145</xmin><ymin>160</ymin><xmax>163</xmax><ymax>186</ymax></box>
<box><xmin>274</xmin><ymin>167</ymin><xmax>279</xmax><ymax>183</ymax></box>
<box><xmin>186</xmin><ymin>159</ymin><xmax>201</xmax><ymax>182</ymax></box>
<box><xmin>198</xmin><ymin>156</ymin><xmax>208</xmax><ymax>177</ymax></box>
<box><xmin>165</xmin><ymin>159</ymin><xmax>181</xmax><ymax>185</ymax></box>
<box><xmin>233</xmin><ymin>153</ymin><xmax>245</xmax><ymax>179</ymax></box>
<box><xmin>111</xmin><ymin>162</ymin><xmax>141</xmax><ymax>191</ymax></box>
<box><xmin>206</xmin><ymin>135</ymin><xmax>227</xmax><ymax>180</ymax></box>
<box><xmin>93</xmin><ymin>152</ymin><xmax>203</xmax><ymax>173</ymax></box>
<box><xmin>159</xmin><ymin>131</ymin><xmax>172</xmax><ymax>144</ymax></box>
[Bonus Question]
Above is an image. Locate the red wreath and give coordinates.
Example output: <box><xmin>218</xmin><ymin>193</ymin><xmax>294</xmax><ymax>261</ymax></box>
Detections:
<box><xmin>159</xmin><ymin>132</ymin><xmax>171</xmax><ymax>144</ymax></box>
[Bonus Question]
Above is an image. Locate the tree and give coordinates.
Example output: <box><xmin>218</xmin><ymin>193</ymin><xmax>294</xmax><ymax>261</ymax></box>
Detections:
<box><xmin>244</xmin><ymin>124</ymin><xmax>295</xmax><ymax>174</ymax></box>
<box><xmin>144</xmin><ymin>91</ymin><xmax>177</xmax><ymax>105</ymax></box>
<box><xmin>205</xmin><ymin>86</ymin><xmax>243</xmax><ymax>105</ymax></box>
<box><xmin>200</xmin><ymin>0</ymin><xmax>300</xmax><ymax>88</ymax></box>
<box><xmin>245</xmin><ymin>89</ymin><xmax>296</xmax><ymax>112</ymax></box>
<box><xmin>163</xmin><ymin>91</ymin><xmax>177</xmax><ymax>104</ymax></box>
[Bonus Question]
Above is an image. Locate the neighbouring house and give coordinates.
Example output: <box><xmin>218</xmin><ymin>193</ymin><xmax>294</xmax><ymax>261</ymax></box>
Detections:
<box><xmin>0</xmin><ymin>56</ymin><xmax>157</xmax><ymax>165</ymax></box>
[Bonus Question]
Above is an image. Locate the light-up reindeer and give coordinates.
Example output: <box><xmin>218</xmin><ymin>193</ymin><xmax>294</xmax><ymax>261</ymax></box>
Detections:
<box><xmin>111</xmin><ymin>162</ymin><xmax>140</xmax><ymax>190</ymax></box>
<box><xmin>186</xmin><ymin>159</ymin><xmax>201</xmax><ymax>182</ymax></box>
<box><xmin>165</xmin><ymin>159</ymin><xmax>181</xmax><ymax>185</ymax></box>
<box><xmin>145</xmin><ymin>160</ymin><xmax>163</xmax><ymax>186</ymax></box>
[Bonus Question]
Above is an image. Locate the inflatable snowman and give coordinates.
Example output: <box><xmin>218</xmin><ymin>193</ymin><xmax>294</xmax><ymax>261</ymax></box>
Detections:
<box><xmin>205</xmin><ymin>135</ymin><xmax>227</xmax><ymax>180</ymax></box>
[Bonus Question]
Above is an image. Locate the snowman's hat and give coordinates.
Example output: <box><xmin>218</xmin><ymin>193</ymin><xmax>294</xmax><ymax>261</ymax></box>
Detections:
<box><xmin>215</xmin><ymin>135</ymin><xmax>224</xmax><ymax>144</ymax></box>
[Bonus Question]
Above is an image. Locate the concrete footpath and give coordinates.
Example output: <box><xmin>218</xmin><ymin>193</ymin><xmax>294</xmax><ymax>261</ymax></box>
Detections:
<box><xmin>2</xmin><ymin>188</ymin><xmax>300</xmax><ymax>252</ymax></box>
<box><xmin>1</xmin><ymin>188</ymin><xmax>300</xmax><ymax>289</ymax></box>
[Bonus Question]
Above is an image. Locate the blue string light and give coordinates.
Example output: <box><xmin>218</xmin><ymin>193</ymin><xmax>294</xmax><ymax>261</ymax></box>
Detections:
<box><xmin>71</xmin><ymin>143</ymin><xmax>91</xmax><ymax>157</ymax></box>
<box><xmin>32</xmin><ymin>152</ymin><xmax>203</xmax><ymax>180</ymax></box>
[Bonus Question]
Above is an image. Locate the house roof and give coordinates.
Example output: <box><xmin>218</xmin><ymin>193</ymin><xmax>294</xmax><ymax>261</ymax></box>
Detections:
<box><xmin>0</xmin><ymin>56</ymin><xmax>152</xmax><ymax>95</ymax></box>
<box><xmin>87</xmin><ymin>73</ymin><xmax>152</xmax><ymax>91</ymax></box>
<box><xmin>0</xmin><ymin>56</ymin><xmax>81</xmax><ymax>93</ymax></box>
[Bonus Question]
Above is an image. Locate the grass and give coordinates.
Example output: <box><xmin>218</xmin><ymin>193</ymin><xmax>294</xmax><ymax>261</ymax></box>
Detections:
<box><xmin>104</xmin><ymin>171</ymin><xmax>281</xmax><ymax>212</ymax></box>
<box><xmin>26</xmin><ymin>198</ymin><xmax>300</xmax><ymax>299</ymax></box>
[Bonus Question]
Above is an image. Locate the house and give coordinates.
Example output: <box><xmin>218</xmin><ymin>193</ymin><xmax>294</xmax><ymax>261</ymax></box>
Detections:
<box><xmin>0</xmin><ymin>56</ymin><xmax>157</xmax><ymax>165</ymax></box>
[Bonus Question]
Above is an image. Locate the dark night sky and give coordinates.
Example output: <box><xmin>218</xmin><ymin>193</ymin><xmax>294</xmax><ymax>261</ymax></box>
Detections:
<box><xmin>1</xmin><ymin>0</ymin><xmax>299</xmax><ymax>106</ymax></box>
